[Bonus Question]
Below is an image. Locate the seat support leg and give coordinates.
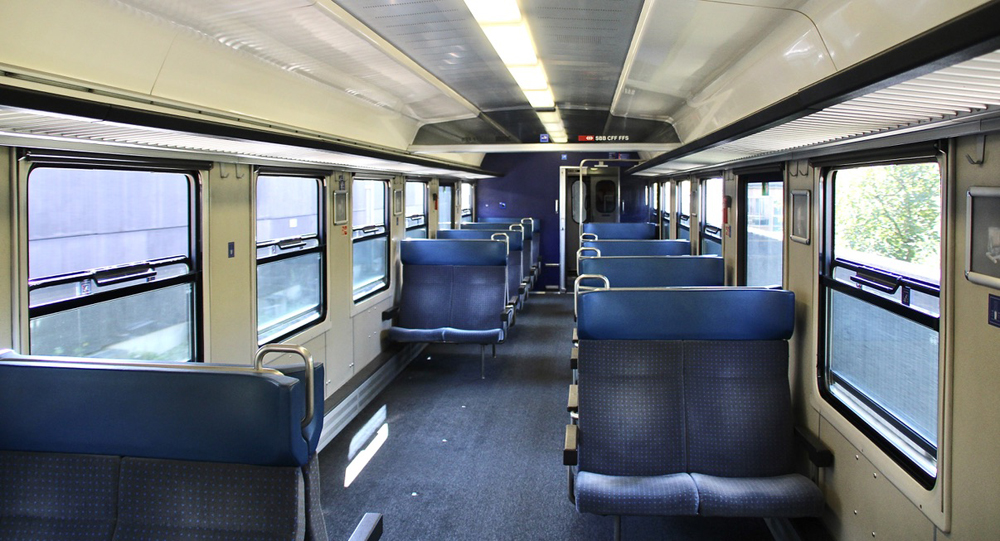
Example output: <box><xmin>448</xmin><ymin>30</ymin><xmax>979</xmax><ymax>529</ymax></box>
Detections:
<box><xmin>492</xmin><ymin>344</ymin><xmax>496</xmax><ymax>359</ymax></box>
<box><xmin>480</xmin><ymin>345</ymin><xmax>486</xmax><ymax>380</ymax></box>
<box><xmin>614</xmin><ymin>515</ymin><xmax>621</xmax><ymax>541</ymax></box>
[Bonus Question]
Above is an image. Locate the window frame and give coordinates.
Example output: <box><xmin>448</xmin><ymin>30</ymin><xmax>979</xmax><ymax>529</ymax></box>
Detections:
<box><xmin>817</xmin><ymin>150</ymin><xmax>944</xmax><ymax>489</ymax></box>
<box><xmin>699</xmin><ymin>176</ymin><xmax>724</xmax><ymax>255</ymax></box>
<box><xmin>404</xmin><ymin>180</ymin><xmax>428</xmax><ymax>238</ymax></box>
<box><xmin>22</xmin><ymin>153</ymin><xmax>204</xmax><ymax>362</ymax></box>
<box><xmin>738</xmin><ymin>172</ymin><xmax>784</xmax><ymax>287</ymax></box>
<box><xmin>352</xmin><ymin>177</ymin><xmax>390</xmax><ymax>302</ymax></box>
<box><xmin>254</xmin><ymin>170</ymin><xmax>327</xmax><ymax>345</ymax></box>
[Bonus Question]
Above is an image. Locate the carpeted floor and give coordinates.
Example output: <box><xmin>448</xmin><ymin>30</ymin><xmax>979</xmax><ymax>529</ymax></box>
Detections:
<box><xmin>318</xmin><ymin>293</ymin><xmax>773</xmax><ymax>540</ymax></box>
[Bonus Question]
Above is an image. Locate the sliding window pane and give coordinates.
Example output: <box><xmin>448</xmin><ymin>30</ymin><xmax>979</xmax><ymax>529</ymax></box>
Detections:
<box><xmin>746</xmin><ymin>181</ymin><xmax>783</xmax><ymax>287</ymax></box>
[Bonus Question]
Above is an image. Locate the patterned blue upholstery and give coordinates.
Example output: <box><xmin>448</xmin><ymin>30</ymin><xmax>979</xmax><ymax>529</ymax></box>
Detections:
<box><xmin>579</xmin><ymin>256</ymin><xmax>723</xmax><ymax>288</ymax></box>
<box><xmin>691</xmin><ymin>474</ymin><xmax>824</xmax><ymax>517</ymax></box>
<box><xmin>0</xmin><ymin>451</ymin><xmax>119</xmax><ymax>541</ymax></box>
<box><xmin>685</xmin><ymin>341</ymin><xmax>793</xmax><ymax>478</ymax></box>
<box><xmin>301</xmin><ymin>455</ymin><xmax>328</xmax><ymax>541</ymax></box>
<box><xmin>575</xmin><ymin>472</ymin><xmax>698</xmax><ymax>516</ymax></box>
<box><xmin>577</xmin><ymin>288</ymin><xmax>795</xmax><ymax>341</ymax></box>
<box><xmin>392</xmin><ymin>239</ymin><xmax>508</xmax><ymax>346</ymax></box>
<box><xmin>438</xmin><ymin>229</ymin><xmax>525</xmax><ymax>306</ymax></box>
<box><xmin>582</xmin><ymin>222</ymin><xmax>656</xmax><ymax>239</ymax></box>
<box><xmin>572</xmin><ymin>288</ymin><xmax>825</xmax><ymax>520</ymax></box>
<box><xmin>577</xmin><ymin>341</ymin><xmax>686</xmax><ymax>476</ymax></box>
<box><xmin>583</xmin><ymin>239</ymin><xmax>690</xmax><ymax>257</ymax></box>
<box><xmin>115</xmin><ymin>458</ymin><xmax>304</xmax><ymax>540</ymax></box>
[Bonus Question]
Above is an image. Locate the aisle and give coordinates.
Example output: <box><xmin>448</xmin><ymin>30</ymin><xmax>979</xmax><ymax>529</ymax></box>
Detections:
<box><xmin>317</xmin><ymin>293</ymin><xmax>773</xmax><ymax>540</ymax></box>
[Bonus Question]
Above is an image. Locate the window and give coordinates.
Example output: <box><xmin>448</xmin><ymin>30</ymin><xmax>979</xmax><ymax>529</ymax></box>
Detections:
<box><xmin>256</xmin><ymin>174</ymin><xmax>324</xmax><ymax>344</ymax></box>
<box><xmin>661</xmin><ymin>181</ymin><xmax>671</xmax><ymax>239</ymax></box>
<box><xmin>405</xmin><ymin>181</ymin><xmax>428</xmax><ymax>239</ymax></box>
<box><xmin>742</xmin><ymin>179</ymin><xmax>784</xmax><ymax>286</ymax></box>
<box><xmin>821</xmin><ymin>160</ymin><xmax>942</xmax><ymax>486</ymax></box>
<box><xmin>678</xmin><ymin>180</ymin><xmax>691</xmax><ymax>240</ymax></box>
<box><xmin>352</xmin><ymin>179</ymin><xmax>389</xmax><ymax>300</ymax></box>
<box><xmin>439</xmin><ymin>185</ymin><xmax>454</xmax><ymax>231</ymax></box>
<box><xmin>700</xmin><ymin>177</ymin><xmax>723</xmax><ymax>255</ymax></box>
<box><xmin>27</xmin><ymin>166</ymin><xmax>197</xmax><ymax>361</ymax></box>
<box><xmin>460</xmin><ymin>182</ymin><xmax>474</xmax><ymax>223</ymax></box>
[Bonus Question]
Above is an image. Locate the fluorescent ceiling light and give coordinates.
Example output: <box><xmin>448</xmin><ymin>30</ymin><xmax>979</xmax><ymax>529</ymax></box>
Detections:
<box><xmin>524</xmin><ymin>89</ymin><xmax>555</xmax><ymax>109</ymax></box>
<box><xmin>537</xmin><ymin>110</ymin><xmax>562</xmax><ymax>124</ymax></box>
<box><xmin>508</xmin><ymin>65</ymin><xmax>548</xmax><ymax>91</ymax></box>
<box><xmin>464</xmin><ymin>0</ymin><xmax>521</xmax><ymax>24</ymax></box>
<box><xmin>550</xmin><ymin>133</ymin><xmax>568</xmax><ymax>143</ymax></box>
<box><xmin>482</xmin><ymin>24</ymin><xmax>538</xmax><ymax>65</ymax></box>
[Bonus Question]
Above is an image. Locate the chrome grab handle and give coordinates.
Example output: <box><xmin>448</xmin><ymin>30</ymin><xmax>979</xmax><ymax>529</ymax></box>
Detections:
<box><xmin>581</xmin><ymin>232</ymin><xmax>598</xmax><ymax>241</ymax></box>
<box><xmin>491</xmin><ymin>232</ymin><xmax>510</xmax><ymax>255</ymax></box>
<box><xmin>255</xmin><ymin>344</ymin><xmax>315</xmax><ymax>432</ymax></box>
<box><xmin>576</xmin><ymin>247</ymin><xmax>600</xmax><ymax>270</ymax></box>
<box><xmin>573</xmin><ymin>274</ymin><xmax>611</xmax><ymax>319</ymax></box>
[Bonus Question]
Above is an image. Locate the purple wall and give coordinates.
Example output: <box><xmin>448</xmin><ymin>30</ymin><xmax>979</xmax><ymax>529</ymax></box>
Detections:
<box><xmin>476</xmin><ymin>151</ymin><xmax>646</xmax><ymax>289</ymax></box>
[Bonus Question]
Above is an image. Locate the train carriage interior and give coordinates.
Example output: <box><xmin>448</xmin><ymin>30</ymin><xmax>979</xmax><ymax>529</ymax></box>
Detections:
<box><xmin>2</xmin><ymin>0</ymin><xmax>1000</xmax><ymax>539</ymax></box>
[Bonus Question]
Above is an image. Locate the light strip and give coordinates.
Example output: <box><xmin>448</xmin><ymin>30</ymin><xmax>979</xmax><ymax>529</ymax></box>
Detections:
<box><xmin>464</xmin><ymin>0</ymin><xmax>566</xmax><ymax>141</ymax></box>
<box><xmin>344</xmin><ymin>423</ymin><xmax>389</xmax><ymax>487</ymax></box>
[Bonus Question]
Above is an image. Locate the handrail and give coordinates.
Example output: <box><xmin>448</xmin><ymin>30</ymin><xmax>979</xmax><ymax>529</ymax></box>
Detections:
<box><xmin>573</xmin><ymin>274</ymin><xmax>611</xmax><ymax>319</ymax></box>
<box><xmin>576</xmin><ymin>247</ymin><xmax>600</xmax><ymax>270</ymax></box>
<box><xmin>581</xmin><ymin>232</ymin><xmax>598</xmax><ymax>241</ymax></box>
<box><xmin>255</xmin><ymin>344</ymin><xmax>315</xmax><ymax>432</ymax></box>
<box><xmin>491</xmin><ymin>232</ymin><xmax>510</xmax><ymax>256</ymax></box>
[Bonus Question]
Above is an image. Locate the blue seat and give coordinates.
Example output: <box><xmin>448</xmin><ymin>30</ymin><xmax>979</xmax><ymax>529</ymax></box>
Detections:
<box><xmin>578</xmin><ymin>256</ymin><xmax>723</xmax><ymax>288</ymax></box>
<box><xmin>438</xmin><ymin>228</ymin><xmax>525</xmax><ymax>310</ymax></box>
<box><xmin>582</xmin><ymin>239</ymin><xmax>689</xmax><ymax>257</ymax></box>
<box><xmin>566</xmin><ymin>288</ymin><xmax>826</xmax><ymax>535</ymax></box>
<box><xmin>463</xmin><ymin>220</ymin><xmax>538</xmax><ymax>287</ymax></box>
<box><xmin>389</xmin><ymin>239</ymin><xmax>510</xmax><ymax>378</ymax></box>
<box><xmin>0</xmin><ymin>349</ymin><xmax>331</xmax><ymax>541</ymax></box>
<box><xmin>582</xmin><ymin>222</ymin><xmax>656</xmax><ymax>240</ymax></box>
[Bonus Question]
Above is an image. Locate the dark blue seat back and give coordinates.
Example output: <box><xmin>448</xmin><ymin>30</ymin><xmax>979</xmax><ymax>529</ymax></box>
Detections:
<box><xmin>455</xmin><ymin>225</ymin><xmax>530</xmax><ymax>283</ymax></box>
<box><xmin>578</xmin><ymin>256</ymin><xmax>723</xmax><ymax>288</ymax></box>
<box><xmin>576</xmin><ymin>288</ymin><xmax>794</xmax><ymax>341</ymax></box>
<box><xmin>398</xmin><ymin>239</ymin><xmax>508</xmax><ymax>332</ymax></box>
<box><xmin>480</xmin><ymin>217</ymin><xmax>539</xmax><ymax>270</ymax></box>
<box><xmin>583</xmin><ymin>222</ymin><xmax>656</xmax><ymax>239</ymax></box>
<box><xmin>0</xmin><ymin>355</ymin><xmax>324</xmax><ymax>467</ymax></box>
<box><xmin>583</xmin><ymin>239</ymin><xmax>690</xmax><ymax>256</ymax></box>
<box><xmin>438</xmin><ymin>229</ymin><xmax>522</xmax><ymax>303</ymax></box>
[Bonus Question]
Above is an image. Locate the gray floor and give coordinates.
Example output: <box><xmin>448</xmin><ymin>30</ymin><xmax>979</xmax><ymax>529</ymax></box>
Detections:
<box><xmin>318</xmin><ymin>293</ymin><xmax>774</xmax><ymax>540</ymax></box>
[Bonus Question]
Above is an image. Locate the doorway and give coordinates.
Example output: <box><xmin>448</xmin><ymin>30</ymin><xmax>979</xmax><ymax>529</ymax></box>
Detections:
<box><xmin>558</xmin><ymin>165</ymin><xmax>621</xmax><ymax>291</ymax></box>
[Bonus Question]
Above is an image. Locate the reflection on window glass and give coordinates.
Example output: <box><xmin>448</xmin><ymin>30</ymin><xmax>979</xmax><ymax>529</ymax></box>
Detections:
<box><xmin>746</xmin><ymin>181</ymin><xmax>783</xmax><ymax>287</ymax></box>
<box><xmin>823</xmin><ymin>160</ymin><xmax>942</xmax><ymax>482</ymax></box>
<box><xmin>30</xmin><ymin>284</ymin><xmax>193</xmax><ymax>361</ymax></box>
<box><xmin>353</xmin><ymin>179</ymin><xmax>389</xmax><ymax>300</ymax></box>
<box><xmin>27</xmin><ymin>167</ymin><xmax>196</xmax><ymax>361</ymax></box>
<box><xmin>595</xmin><ymin>180</ymin><xmax>617</xmax><ymax>214</ymax></box>
<box><xmin>834</xmin><ymin>164</ymin><xmax>941</xmax><ymax>285</ymax></box>
<box><xmin>439</xmin><ymin>185</ymin><xmax>454</xmax><ymax>230</ymax></box>
<box><xmin>405</xmin><ymin>182</ymin><xmax>428</xmax><ymax>239</ymax></box>
<box><xmin>256</xmin><ymin>175</ymin><xmax>323</xmax><ymax>343</ymax></box>
<box><xmin>460</xmin><ymin>182</ymin><xmax>473</xmax><ymax>223</ymax></box>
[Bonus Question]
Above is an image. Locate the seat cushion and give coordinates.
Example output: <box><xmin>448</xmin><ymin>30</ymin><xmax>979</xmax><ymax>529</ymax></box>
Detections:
<box><xmin>115</xmin><ymin>457</ymin><xmax>304</xmax><ymax>541</ymax></box>
<box><xmin>691</xmin><ymin>473</ymin><xmax>824</xmax><ymax>517</ymax></box>
<box><xmin>575</xmin><ymin>471</ymin><xmax>698</xmax><ymax>516</ymax></box>
<box><xmin>0</xmin><ymin>451</ymin><xmax>119</xmax><ymax>541</ymax></box>
<box><xmin>389</xmin><ymin>326</ymin><xmax>502</xmax><ymax>344</ymax></box>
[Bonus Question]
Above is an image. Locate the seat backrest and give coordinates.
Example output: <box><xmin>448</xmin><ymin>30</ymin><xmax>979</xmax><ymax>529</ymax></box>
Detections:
<box><xmin>398</xmin><ymin>239</ymin><xmax>507</xmax><ymax>331</ymax></box>
<box><xmin>582</xmin><ymin>239</ymin><xmax>690</xmax><ymax>256</ymax></box>
<box><xmin>474</xmin><ymin>218</ymin><xmax>540</xmax><ymax>272</ymax></box>
<box><xmin>0</xmin><ymin>353</ymin><xmax>324</xmax><ymax>467</ymax></box>
<box><xmin>438</xmin><ymin>229</ymin><xmax>522</xmax><ymax>302</ymax></box>
<box><xmin>576</xmin><ymin>288</ymin><xmax>796</xmax><ymax>477</ymax></box>
<box><xmin>455</xmin><ymin>225</ymin><xmax>530</xmax><ymax>283</ymax></box>
<box><xmin>578</xmin><ymin>256</ymin><xmax>723</xmax><ymax>288</ymax></box>
<box><xmin>582</xmin><ymin>222</ymin><xmax>656</xmax><ymax>239</ymax></box>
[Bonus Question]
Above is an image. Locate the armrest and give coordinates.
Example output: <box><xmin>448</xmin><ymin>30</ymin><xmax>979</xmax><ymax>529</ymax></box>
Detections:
<box><xmin>570</xmin><ymin>346</ymin><xmax>578</xmax><ymax>370</ymax></box>
<box><xmin>795</xmin><ymin>426</ymin><xmax>834</xmax><ymax>468</ymax></box>
<box><xmin>564</xmin><ymin>424</ymin><xmax>578</xmax><ymax>466</ymax></box>
<box><xmin>567</xmin><ymin>384</ymin><xmax>578</xmax><ymax>413</ymax></box>
<box><xmin>381</xmin><ymin>306</ymin><xmax>399</xmax><ymax>321</ymax></box>
<box><xmin>518</xmin><ymin>284</ymin><xmax>527</xmax><ymax>295</ymax></box>
<box><xmin>572</xmin><ymin>327</ymin><xmax>578</xmax><ymax>346</ymax></box>
<box><xmin>348</xmin><ymin>512</ymin><xmax>384</xmax><ymax>541</ymax></box>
